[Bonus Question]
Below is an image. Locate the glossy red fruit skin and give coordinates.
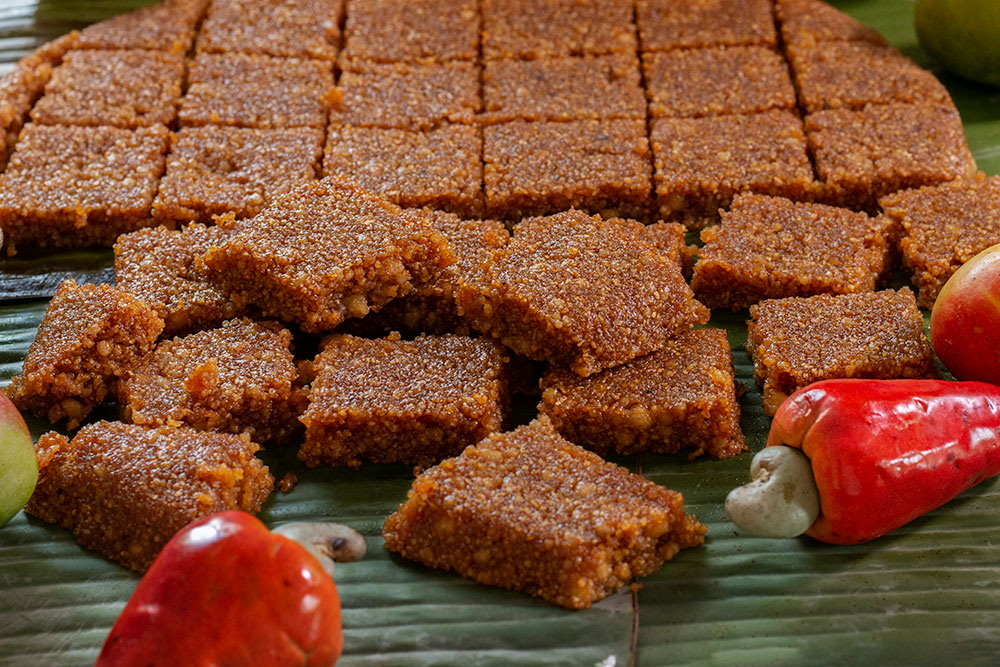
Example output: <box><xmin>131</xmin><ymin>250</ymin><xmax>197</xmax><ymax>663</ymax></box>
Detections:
<box><xmin>97</xmin><ymin>511</ymin><xmax>342</xmax><ymax>667</ymax></box>
<box><xmin>930</xmin><ymin>243</ymin><xmax>1000</xmax><ymax>383</ymax></box>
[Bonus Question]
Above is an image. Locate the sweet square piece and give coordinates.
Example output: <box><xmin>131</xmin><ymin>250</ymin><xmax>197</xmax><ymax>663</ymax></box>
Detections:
<box><xmin>643</xmin><ymin>46</ymin><xmax>796</xmax><ymax>119</ymax></box>
<box><xmin>342</xmin><ymin>0</ymin><xmax>479</xmax><ymax>63</ymax></box>
<box><xmin>746</xmin><ymin>289</ymin><xmax>938</xmax><ymax>415</ymax></box>
<box><xmin>636</xmin><ymin>0</ymin><xmax>776</xmax><ymax>51</ymax></box>
<box><xmin>202</xmin><ymin>177</ymin><xmax>453</xmax><ymax>333</ymax></box>
<box><xmin>775</xmin><ymin>0</ymin><xmax>888</xmax><ymax>49</ymax></box>
<box><xmin>0</xmin><ymin>48</ymin><xmax>58</xmax><ymax>164</ymax></box>
<box><xmin>481</xmin><ymin>54</ymin><xmax>645</xmax><ymax>124</ymax></box>
<box><xmin>30</xmin><ymin>49</ymin><xmax>184</xmax><ymax>128</ymax></box>
<box><xmin>806</xmin><ymin>103</ymin><xmax>978</xmax><ymax>210</ymax></box>
<box><xmin>115</xmin><ymin>221</ymin><xmax>241</xmax><ymax>336</ymax></box>
<box><xmin>483</xmin><ymin>119</ymin><xmax>653</xmax><ymax>220</ymax></box>
<box><xmin>299</xmin><ymin>334</ymin><xmax>510</xmax><ymax>467</ymax></box>
<box><xmin>540</xmin><ymin>328</ymin><xmax>745</xmax><ymax>459</ymax></box>
<box><xmin>650</xmin><ymin>110</ymin><xmax>815</xmax><ymax>224</ymax></box>
<box><xmin>383</xmin><ymin>416</ymin><xmax>707</xmax><ymax>609</ymax></box>
<box><xmin>690</xmin><ymin>194</ymin><xmax>890</xmax><ymax>311</ymax></box>
<box><xmin>0</xmin><ymin>124</ymin><xmax>169</xmax><ymax>253</ymax></box>
<box><xmin>344</xmin><ymin>210</ymin><xmax>509</xmax><ymax>336</ymax></box>
<box><xmin>26</xmin><ymin>421</ymin><xmax>273</xmax><ymax>572</ymax></box>
<box><xmin>120</xmin><ymin>318</ymin><xmax>304</xmax><ymax>444</ymax></box>
<box><xmin>197</xmin><ymin>0</ymin><xmax>342</xmax><ymax>60</ymax></box>
<box><xmin>5</xmin><ymin>280</ymin><xmax>164</xmax><ymax>429</ymax></box>
<box><xmin>788</xmin><ymin>41</ymin><xmax>953</xmax><ymax>113</ymax></box>
<box><xmin>180</xmin><ymin>53</ymin><xmax>335</xmax><ymax>129</ymax></box>
<box><xmin>76</xmin><ymin>0</ymin><xmax>208</xmax><ymax>52</ymax></box>
<box><xmin>322</xmin><ymin>124</ymin><xmax>483</xmax><ymax>218</ymax></box>
<box><xmin>332</xmin><ymin>60</ymin><xmax>479</xmax><ymax>130</ymax></box>
<box><xmin>457</xmin><ymin>210</ymin><xmax>709</xmax><ymax>377</ymax></box>
<box><xmin>154</xmin><ymin>125</ymin><xmax>324</xmax><ymax>223</ymax></box>
<box><xmin>481</xmin><ymin>0</ymin><xmax>636</xmax><ymax>60</ymax></box>
<box><xmin>883</xmin><ymin>176</ymin><xmax>1000</xmax><ymax>309</ymax></box>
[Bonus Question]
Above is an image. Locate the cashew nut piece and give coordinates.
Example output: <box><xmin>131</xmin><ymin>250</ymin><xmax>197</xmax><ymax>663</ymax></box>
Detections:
<box><xmin>273</xmin><ymin>522</ymin><xmax>367</xmax><ymax>577</ymax></box>
<box><xmin>725</xmin><ymin>446</ymin><xmax>821</xmax><ymax>538</ymax></box>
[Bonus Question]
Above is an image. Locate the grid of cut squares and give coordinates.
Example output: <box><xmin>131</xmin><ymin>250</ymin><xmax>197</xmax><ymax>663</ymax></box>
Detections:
<box><xmin>197</xmin><ymin>0</ymin><xmax>344</xmax><ymax>61</ymax></box>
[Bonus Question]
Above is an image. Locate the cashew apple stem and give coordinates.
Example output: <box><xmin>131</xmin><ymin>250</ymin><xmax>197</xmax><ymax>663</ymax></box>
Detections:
<box><xmin>725</xmin><ymin>446</ymin><xmax>821</xmax><ymax>538</ymax></box>
<box><xmin>273</xmin><ymin>522</ymin><xmax>367</xmax><ymax>577</ymax></box>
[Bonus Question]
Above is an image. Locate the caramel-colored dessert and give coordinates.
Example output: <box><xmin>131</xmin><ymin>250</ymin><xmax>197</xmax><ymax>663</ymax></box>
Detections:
<box><xmin>25</xmin><ymin>421</ymin><xmax>273</xmax><ymax>572</ymax></box>
<box><xmin>75</xmin><ymin>0</ymin><xmax>206</xmax><ymax>52</ymax></box>
<box><xmin>383</xmin><ymin>416</ymin><xmax>706</xmax><ymax>609</ymax></box>
<box><xmin>636</xmin><ymin>0</ymin><xmax>777</xmax><ymax>51</ymax></box>
<box><xmin>342</xmin><ymin>0</ymin><xmax>479</xmax><ymax>64</ymax></box>
<box><xmin>197</xmin><ymin>0</ymin><xmax>342</xmax><ymax>61</ymax></box>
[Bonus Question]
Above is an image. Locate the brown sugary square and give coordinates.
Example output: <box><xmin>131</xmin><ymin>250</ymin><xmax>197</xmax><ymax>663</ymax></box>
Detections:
<box><xmin>775</xmin><ymin>0</ymin><xmax>888</xmax><ymax>49</ymax></box>
<box><xmin>457</xmin><ymin>210</ymin><xmax>709</xmax><ymax>377</ymax></box>
<box><xmin>322</xmin><ymin>124</ymin><xmax>483</xmax><ymax>218</ymax></box>
<box><xmin>481</xmin><ymin>0</ymin><xmax>636</xmax><ymax>60</ymax></box>
<box><xmin>643</xmin><ymin>46</ymin><xmax>796</xmax><ymax>119</ymax></box>
<box><xmin>882</xmin><ymin>175</ymin><xmax>1000</xmax><ymax>309</ymax></box>
<box><xmin>806</xmin><ymin>104</ymin><xmax>978</xmax><ymax>210</ymax></box>
<box><xmin>746</xmin><ymin>289</ymin><xmax>938</xmax><ymax>416</ymax></box>
<box><xmin>481</xmin><ymin>54</ymin><xmax>645</xmax><ymax>124</ymax></box>
<box><xmin>115</xmin><ymin>221</ymin><xmax>241</xmax><ymax>336</ymax></box>
<box><xmin>540</xmin><ymin>328</ymin><xmax>745</xmax><ymax>459</ymax></box>
<box><xmin>0</xmin><ymin>49</ymin><xmax>57</xmax><ymax>166</ymax></box>
<box><xmin>650</xmin><ymin>110</ymin><xmax>815</xmax><ymax>224</ymax></box>
<box><xmin>202</xmin><ymin>177</ymin><xmax>454</xmax><ymax>333</ymax></box>
<box><xmin>636</xmin><ymin>0</ymin><xmax>776</xmax><ymax>51</ymax></box>
<box><xmin>77</xmin><ymin>0</ymin><xmax>208</xmax><ymax>52</ymax></box>
<box><xmin>5</xmin><ymin>280</ymin><xmax>164</xmax><ymax>429</ymax></box>
<box><xmin>120</xmin><ymin>318</ymin><xmax>304</xmax><ymax>444</ymax></box>
<box><xmin>25</xmin><ymin>421</ymin><xmax>273</xmax><ymax>572</ymax></box>
<box><xmin>31</xmin><ymin>49</ymin><xmax>184</xmax><ymax>128</ymax></box>
<box><xmin>342</xmin><ymin>0</ymin><xmax>479</xmax><ymax>63</ymax></box>
<box><xmin>180</xmin><ymin>53</ymin><xmax>335</xmax><ymax>129</ymax></box>
<box><xmin>691</xmin><ymin>194</ymin><xmax>890</xmax><ymax>311</ymax></box>
<box><xmin>154</xmin><ymin>126</ymin><xmax>324</xmax><ymax>224</ymax></box>
<box><xmin>197</xmin><ymin>0</ymin><xmax>343</xmax><ymax>61</ymax></box>
<box><xmin>483</xmin><ymin>119</ymin><xmax>653</xmax><ymax>221</ymax></box>
<box><xmin>332</xmin><ymin>60</ymin><xmax>479</xmax><ymax>130</ymax></box>
<box><xmin>299</xmin><ymin>334</ymin><xmax>510</xmax><ymax>467</ymax></box>
<box><xmin>788</xmin><ymin>41</ymin><xmax>953</xmax><ymax>113</ymax></box>
<box><xmin>342</xmin><ymin>210</ymin><xmax>509</xmax><ymax>336</ymax></box>
<box><xmin>0</xmin><ymin>124</ymin><xmax>169</xmax><ymax>254</ymax></box>
<box><xmin>383</xmin><ymin>415</ymin><xmax>706</xmax><ymax>610</ymax></box>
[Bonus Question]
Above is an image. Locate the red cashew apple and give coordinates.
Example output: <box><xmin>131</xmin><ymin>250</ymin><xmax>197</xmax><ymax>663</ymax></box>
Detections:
<box><xmin>0</xmin><ymin>391</ymin><xmax>37</xmax><ymax>526</ymax></box>
<box><xmin>930</xmin><ymin>243</ymin><xmax>1000</xmax><ymax>383</ymax></box>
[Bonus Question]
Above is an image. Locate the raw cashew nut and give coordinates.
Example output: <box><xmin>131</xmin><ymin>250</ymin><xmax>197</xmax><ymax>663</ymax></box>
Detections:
<box><xmin>274</xmin><ymin>522</ymin><xmax>367</xmax><ymax>577</ymax></box>
<box><xmin>725</xmin><ymin>446</ymin><xmax>821</xmax><ymax>538</ymax></box>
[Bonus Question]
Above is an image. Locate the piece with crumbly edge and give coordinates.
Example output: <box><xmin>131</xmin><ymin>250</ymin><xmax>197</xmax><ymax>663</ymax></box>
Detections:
<box><xmin>636</xmin><ymin>0</ymin><xmax>776</xmax><ymax>51</ymax></box>
<box><xmin>342</xmin><ymin>0</ymin><xmax>479</xmax><ymax>63</ymax></box>
<box><xmin>197</xmin><ymin>0</ymin><xmax>343</xmax><ymax>60</ymax></box>
<box><xmin>76</xmin><ymin>0</ymin><xmax>208</xmax><ymax>52</ymax></box>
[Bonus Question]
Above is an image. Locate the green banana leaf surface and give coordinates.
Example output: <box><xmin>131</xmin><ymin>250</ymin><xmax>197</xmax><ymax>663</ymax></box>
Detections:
<box><xmin>2</xmin><ymin>1</ymin><xmax>1000</xmax><ymax>665</ymax></box>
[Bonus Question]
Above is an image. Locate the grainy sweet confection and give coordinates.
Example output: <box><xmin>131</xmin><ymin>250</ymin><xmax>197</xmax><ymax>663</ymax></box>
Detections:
<box><xmin>775</xmin><ymin>0</ymin><xmax>888</xmax><ymax>49</ymax></box>
<box><xmin>76</xmin><ymin>0</ymin><xmax>207</xmax><ymax>52</ymax></box>
<box><xmin>457</xmin><ymin>210</ymin><xmax>709</xmax><ymax>377</ymax></box>
<box><xmin>483</xmin><ymin>119</ymin><xmax>653</xmax><ymax>221</ymax></box>
<box><xmin>481</xmin><ymin>54</ymin><xmax>646</xmax><ymax>124</ymax></box>
<box><xmin>342</xmin><ymin>209</ymin><xmax>509</xmax><ymax>335</ymax></box>
<box><xmin>6</xmin><ymin>280</ymin><xmax>163</xmax><ymax>429</ymax></box>
<box><xmin>650</xmin><ymin>110</ymin><xmax>815</xmax><ymax>224</ymax></box>
<box><xmin>197</xmin><ymin>0</ymin><xmax>342</xmax><ymax>61</ymax></box>
<box><xmin>882</xmin><ymin>175</ymin><xmax>1000</xmax><ymax>308</ymax></box>
<box><xmin>746</xmin><ymin>289</ymin><xmax>938</xmax><ymax>415</ymax></box>
<box><xmin>322</xmin><ymin>124</ymin><xmax>483</xmax><ymax>218</ymax></box>
<box><xmin>788</xmin><ymin>41</ymin><xmax>953</xmax><ymax>113</ymax></box>
<box><xmin>31</xmin><ymin>49</ymin><xmax>184</xmax><ymax>128</ymax></box>
<box><xmin>332</xmin><ymin>60</ymin><xmax>480</xmax><ymax>130</ymax></box>
<box><xmin>342</xmin><ymin>0</ymin><xmax>479</xmax><ymax>63</ymax></box>
<box><xmin>300</xmin><ymin>333</ymin><xmax>509</xmax><ymax>467</ymax></box>
<box><xmin>540</xmin><ymin>329</ymin><xmax>745</xmax><ymax>459</ymax></box>
<box><xmin>180</xmin><ymin>53</ymin><xmax>335</xmax><ymax>129</ymax></box>
<box><xmin>202</xmin><ymin>177</ymin><xmax>453</xmax><ymax>333</ymax></box>
<box><xmin>154</xmin><ymin>126</ymin><xmax>324</xmax><ymax>223</ymax></box>
<box><xmin>383</xmin><ymin>416</ymin><xmax>706</xmax><ymax>609</ymax></box>
<box><xmin>481</xmin><ymin>0</ymin><xmax>636</xmax><ymax>60</ymax></box>
<box><xmin>0</xmin><ymin>124</ymin><xmax>169</xmax><ymax>253</ymax></box>
<box><xmin>691</xmin><ymin>194</ymin><xmax>890</xmax><ymax>311</ymax></box>
<box><xmin>114</xmin><ymin>221</ymin><xmax>241</xmax><ymax>335</ymax></box>
<box><xmin>25</xmin><ymin>421</ymin><xmax>273</xmax><ymax>572</ymax></box>
<box><xmin>636</xmin><ymin>0</ymin><xmax>776</xmax><ymax>51</ymax></box>
<box><xmin>120</xmin><ymin>318</ymin><xmax>304</xmax><ymax>444</ymax></box>
<box><xmin>806</xmin><ymin>103</ymin><xmax>978</xmax><ymax>210</ymax></box>
<box><xmin>643</xmin><ymin>46</ymin><xmax>797</xmax><ymax>119</ymax></box>
<box><xmin>642</xmin><ymin>221</ymin><xmax>696</xmax><ymax>278</ymax></box>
